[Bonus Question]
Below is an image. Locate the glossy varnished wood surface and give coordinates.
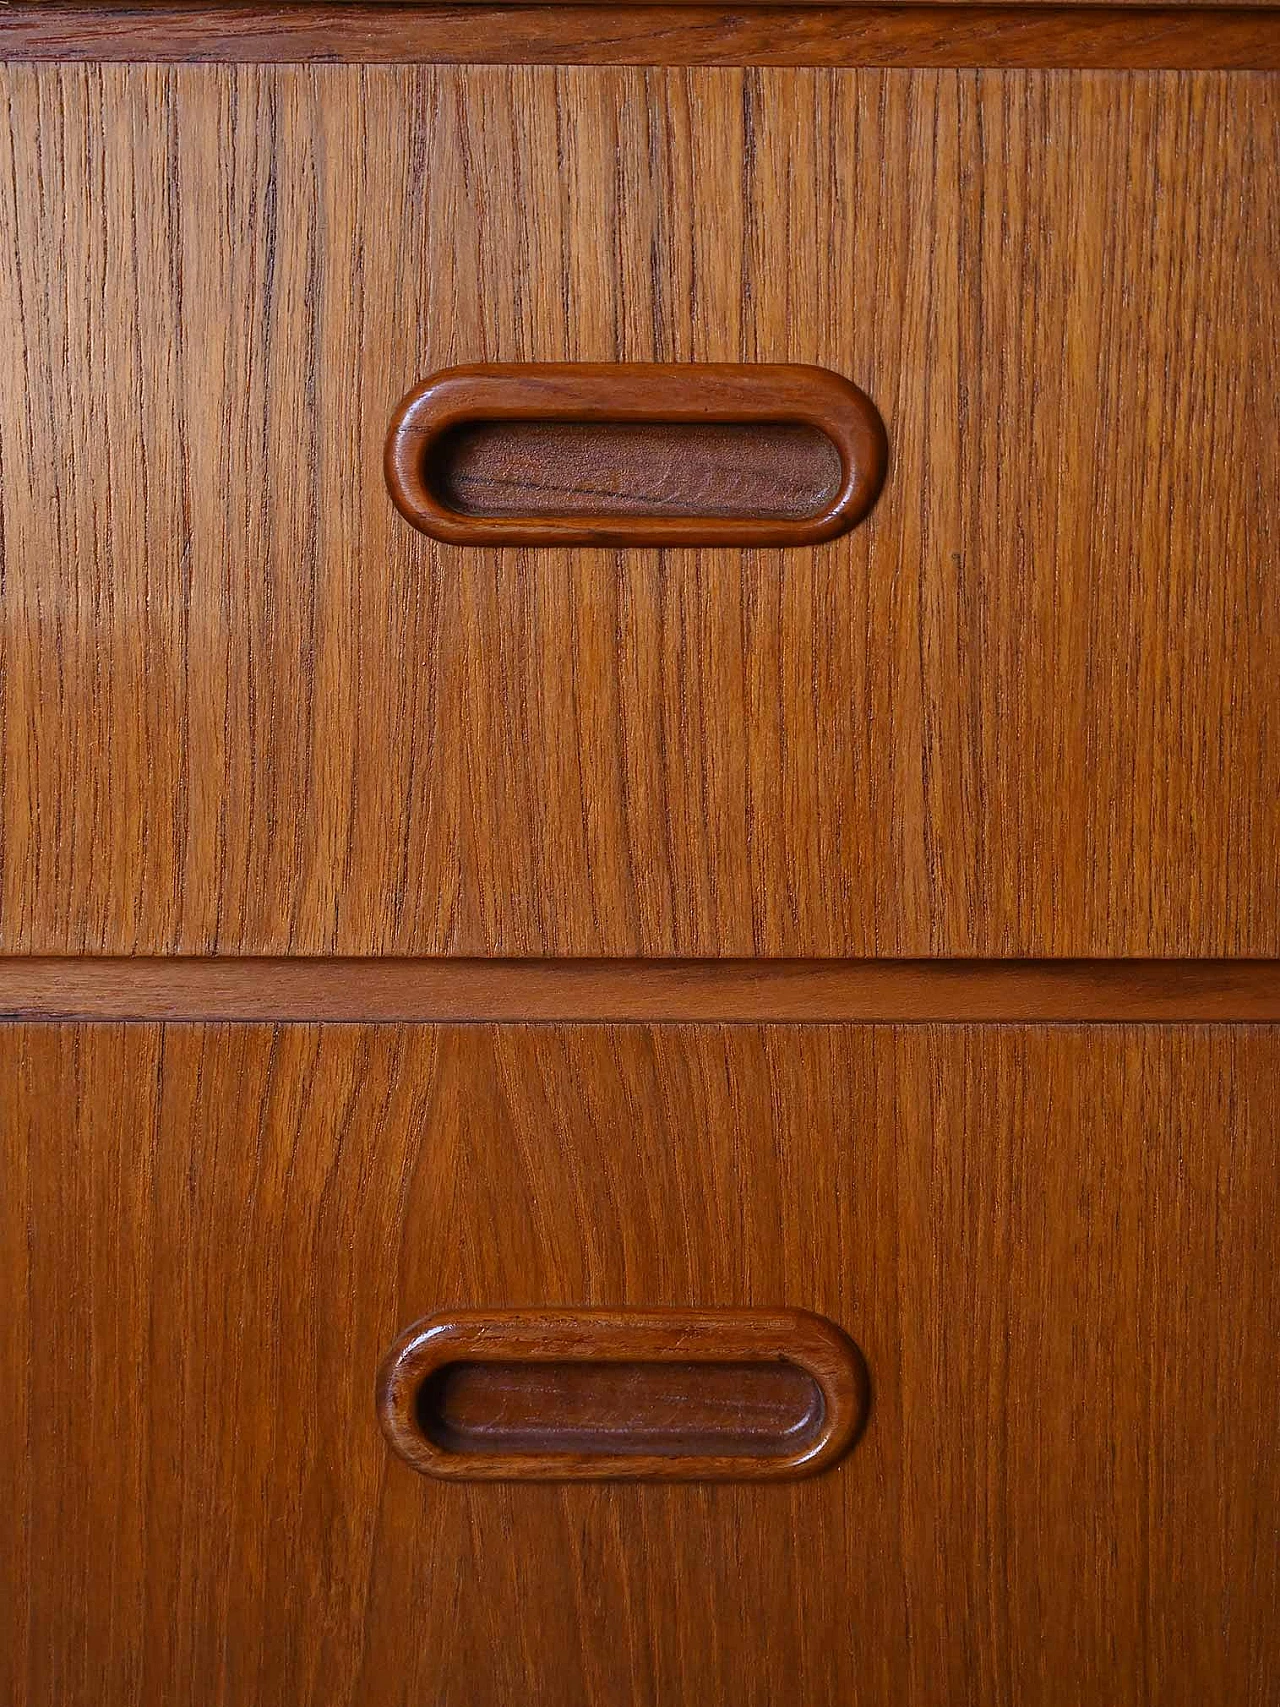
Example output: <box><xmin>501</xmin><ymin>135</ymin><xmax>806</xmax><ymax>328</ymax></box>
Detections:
<box><xmin>1</xmin><ymin>66</ymin><xmax>1276</xmax><ymax>957</ymax></box>
<box><xmin>4</xmin><ymin>955</ymin><xmax>1280</xmax><ymax>1019</ymax></box>
<box><xmin>3</xmin><ymin>1022</ymin><xmax>1278</xmax><ymax>1704</ymax></box>
<box><xmin>5</xmin><ymin>5</ymin><xmax>1280</xmax><ymax>66</ymax></box>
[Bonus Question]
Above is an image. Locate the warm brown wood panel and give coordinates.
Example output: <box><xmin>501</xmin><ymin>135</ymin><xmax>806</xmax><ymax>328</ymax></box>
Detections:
<box><xmin>1</xmin><ymin>67</ymin><xmax>1276</xmax><ymax>956</ymax></box>
<box><xmin>3</xmin><ymin>1022</ymin><xmax>1278</xmax><ymax>1704</ymax></box>
<box><xmin>4</xmin><ymin>6</ymin><xmax>1280</xmax><ymax>68</ymax></box>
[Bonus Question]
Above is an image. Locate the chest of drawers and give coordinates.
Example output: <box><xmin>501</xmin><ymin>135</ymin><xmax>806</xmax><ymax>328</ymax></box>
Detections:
<box><xmin>2</xmin><ymin>6</ymin><xmax>1278</xmax><ymax>1703</ymax></box>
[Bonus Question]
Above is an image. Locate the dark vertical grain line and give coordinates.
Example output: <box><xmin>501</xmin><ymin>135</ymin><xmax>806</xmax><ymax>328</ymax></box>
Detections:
<box><xmin>283</xmin><ymin>69</ymin><xmax>324</xmax><ymax>954</ymax></box>
<box><xmin>739</xmin><ymin>66</ymin><xmax>758</xmax><ymax>362</ymax></box>
<box><xmin>332</xmin><ymin>65</ymin><xmax>369</xmax><ymax>949</ymax></box>
<box><xmin>163</xmin><ymin>67</ymin><xmax>195</xmax><ymax>950</ymax></box>
<box><xmin>0</xmin><ymin>75</ymin><xmax>23</xmax><ymax>929</ymax></box>
<box><xmin>249</xmin><ymin>70</ymin><xmax>284</xmax><ymax>952</ymax></box>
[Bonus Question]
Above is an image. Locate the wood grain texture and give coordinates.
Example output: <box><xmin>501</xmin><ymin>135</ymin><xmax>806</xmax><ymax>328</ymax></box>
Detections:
<box><xmin>5</xmin><ymin>6</ymin><xmax>1280</xmax><ymax>66</ymax></box>
<box><xmin>418</xmin><ymin>1356</ymin><xmax>824</xmax><ymax>1451</ymax></box>
<box><xmin>2</xmin><ymin>66</ymin><xmax>1277</xmax><ymax>956</ymax></box>
<box><xmin>5</xmin><ymin>955</ymin><xmax>1280</xmax><ymax>1019</ymax></box>
<box><xmin>3</xmin><ymin>1021</ymin><xmax>1279</xmax><ymax>1704</ymax></box>
<box><xmin>431</xmin><ymin>419</ymin><xmax>844</xmax><ymax>519</ymax></box>
<box><xmin>386</xmin><ymin>362</ymin><xmax>885</xmax><ymax>545</ymax></box>
<box><xmin>377</xmin><ymin>1306</ymin><xmax>867</xmax><ymax>1477</ymax></box>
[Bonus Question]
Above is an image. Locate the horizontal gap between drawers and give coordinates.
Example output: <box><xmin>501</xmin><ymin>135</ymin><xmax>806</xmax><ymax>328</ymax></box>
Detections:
<box><xmin>1</xmin><ymin>6</ymin><xmax>1278</xmax><ymax>70</ymax></box>
<box><xmin>1</xmin><ymin>958</ymin><xmax>1277</xmax><ymax>1023</ymax></box>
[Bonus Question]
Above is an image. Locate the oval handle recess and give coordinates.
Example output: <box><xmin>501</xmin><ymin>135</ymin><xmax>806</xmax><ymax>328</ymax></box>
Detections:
<box><xmin>384</xmin><ymin>363</ymin><xmax>887</xmax><ymax>548</ymax></box>
<box><xmin>376</xmin><ymin>1307</ymin><xmax>869</xmax><ymax>1482</ymax></box>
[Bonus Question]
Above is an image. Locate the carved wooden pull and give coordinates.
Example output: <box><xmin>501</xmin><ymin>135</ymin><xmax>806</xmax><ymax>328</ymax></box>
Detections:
<box><xmin>376</xmin><ymin>1307</ymin><xmax>869</xmax><ymax>1481</ymax></box>
<box><xmin>384</xmin><ymin>363</ymin><xmax>887</xmax><ymax>547</ymax></box>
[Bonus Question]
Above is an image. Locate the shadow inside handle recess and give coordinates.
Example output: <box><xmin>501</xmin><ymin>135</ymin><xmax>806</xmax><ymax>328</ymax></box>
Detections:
<box><xmin>426</xmin><ymin>419</ymin><xmax>843</xmax><ymax>520</ymax></box>
<box><xmin>417</xmin><ymin>1358</ymin><xmax>827</xmax><ymax>1458</ymax></box>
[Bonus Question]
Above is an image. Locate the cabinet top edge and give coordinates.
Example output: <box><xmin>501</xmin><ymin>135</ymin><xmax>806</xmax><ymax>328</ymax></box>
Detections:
<box><xmin>2</xmin><ymin>3</ymin><xmax>1278</xmax><ymax>70</ymax></box>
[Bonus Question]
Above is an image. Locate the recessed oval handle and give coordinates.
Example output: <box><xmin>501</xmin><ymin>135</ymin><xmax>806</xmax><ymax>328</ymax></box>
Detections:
<box><xmin>376</xmin><ymin>1307</ymin><xmax>869</xmax><ymax>1481</ymax></box>
<box><xmin>384</xmin><ymin>363</ymin><xmax>887</xmax><ymax>548</ymax></box>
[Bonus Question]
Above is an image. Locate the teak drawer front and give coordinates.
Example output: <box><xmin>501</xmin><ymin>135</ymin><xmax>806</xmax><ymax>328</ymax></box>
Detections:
<box><xmin>4</xmin><ymin>1022</ymin><xmax>1278</xmax><ymax>1706</ymax></box>
<box><xmin>1</xmin><ymin>65</ymin><xmax>1277</xmax><ymax>957</ymax></box>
